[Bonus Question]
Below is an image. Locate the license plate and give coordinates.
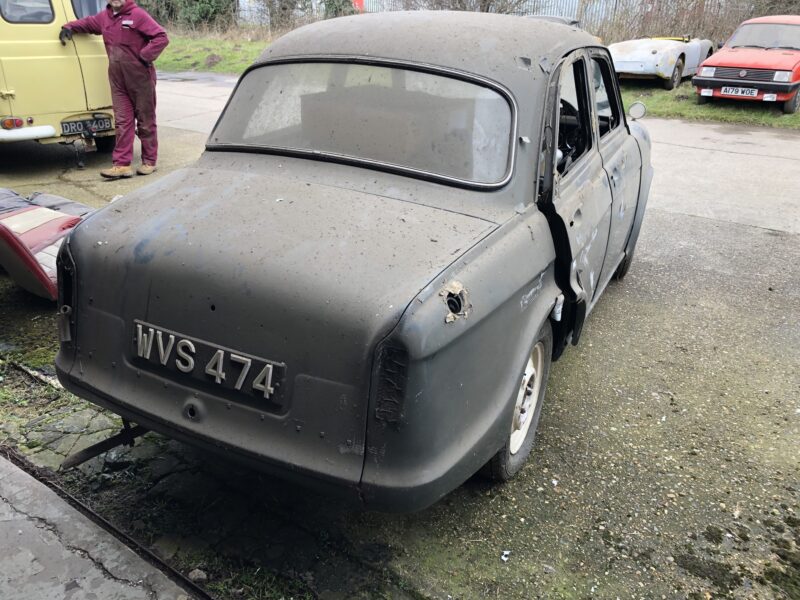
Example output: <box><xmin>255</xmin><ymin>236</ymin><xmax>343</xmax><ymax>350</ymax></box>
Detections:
<box><xmin>132</xmin><ymin>320</ymin><xmax>285</xmax><ymax>402</ymax></box>
<box><xmin>720</xmin><ymin>87</ymin><xmax>758</xmax><ymax>97</ymax></box>
<box><xmin>61</xmin><ymin>117</ymin><xmax>113</xmax><ymax>135</ymax></box>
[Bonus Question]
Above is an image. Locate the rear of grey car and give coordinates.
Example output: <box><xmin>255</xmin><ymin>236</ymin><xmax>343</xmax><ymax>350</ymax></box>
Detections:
<box><xmin>55</xmin><ymin>11</ymin><xmax>647</xmax><ymax>511</ymax></box>
<box><xmin>55</xmin><ymin>31</ymin><xmax>548</xmax><ymax>511</ymax></box>
<box><xmin>54</xmin><ymin>158</ymin><xmax>507</xmax><ymax>509</ymax></box>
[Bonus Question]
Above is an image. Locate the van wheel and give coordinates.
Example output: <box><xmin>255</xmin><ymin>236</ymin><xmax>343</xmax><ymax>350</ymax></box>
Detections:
<box><xmin>95</xmin><ymin>135</ymin><xmax>116</xmax><ymax>153</ymax></box>
<box><xmin>783</xmin><ymin>92</ymin><xmax>799</xmax><ymax>115</ymax></box>
<box><xmin>484</xmin><ymin>320</ymin><xmax>552</xmax><ymax>482</ymax></box>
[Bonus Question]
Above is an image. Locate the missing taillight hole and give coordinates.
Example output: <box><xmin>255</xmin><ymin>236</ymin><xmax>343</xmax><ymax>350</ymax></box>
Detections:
<box><xmin>446</xmin><ymin>292</ymin><xmax>462</xmax><ymax>314</ymax></box>
<box><xmin>440</xmin><ymin>281</ymin><xmax>471</xmax><ymax>324</ymax></box>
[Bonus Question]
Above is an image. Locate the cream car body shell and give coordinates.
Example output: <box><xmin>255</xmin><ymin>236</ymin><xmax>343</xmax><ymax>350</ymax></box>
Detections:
<box><xmin>610</xmin><ymin>37</ymin><xmax>714</xmax><ymax>80</ymax></box>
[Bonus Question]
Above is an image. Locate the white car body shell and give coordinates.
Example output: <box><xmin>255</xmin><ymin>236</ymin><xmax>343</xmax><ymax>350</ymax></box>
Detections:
<box><xmin>609</xmin><ymin>37</ymin><xmax>715</xmax><ymax>80</ymax></box>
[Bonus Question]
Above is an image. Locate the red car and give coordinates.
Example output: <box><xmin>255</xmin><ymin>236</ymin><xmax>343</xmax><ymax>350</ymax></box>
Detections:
<box><xmin>692</xmin><ymin>15</ymin><xmax>800</xmax><ymax>114</ymax></box>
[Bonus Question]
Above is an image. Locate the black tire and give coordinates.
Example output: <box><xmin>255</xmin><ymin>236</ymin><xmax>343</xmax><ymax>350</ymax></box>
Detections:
<box><xmin>613</xmin><ymin>248</ymin><xmax>635</xmax><ymax>281</ymax></box>
<box><xmin>663</xmin><ymin>58</ymin><xmax>684</xmax><ymax>90</ymax></box>
<box><xmin>95</xmin><ymin>135</ymin><xmax>116</xmax><ymax>153</ymax></box>
<box><xmin>484</xmin><ymin>319</ymin><xmax>553</xmax><ymax>482</ymax></box>
<box><xmin>696</xmin><ymin>94</ymin><xmax>709</xmax><ymax>105</ymax></box>
<box><xmin>783</xmin><ymin>91</ymin><xmax>799</xmax><ymax>115</ymax></box>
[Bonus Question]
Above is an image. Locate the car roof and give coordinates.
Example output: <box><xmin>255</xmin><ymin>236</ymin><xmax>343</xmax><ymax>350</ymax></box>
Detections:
<box><xmin>742</xmin><ymin>15</ymin><xmax>800</xmax><ymax>26</ymax></box>
<box><xmin>256</xmin><ymin>11</ymin><xmax>598</xmax><ymax>94</ymax></box>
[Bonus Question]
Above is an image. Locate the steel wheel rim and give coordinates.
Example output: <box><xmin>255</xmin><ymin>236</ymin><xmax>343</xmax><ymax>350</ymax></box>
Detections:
<box><xmin>509</xmin><ymin>341</ymin><xmax>544</xmax><ymax>455</ymax></box>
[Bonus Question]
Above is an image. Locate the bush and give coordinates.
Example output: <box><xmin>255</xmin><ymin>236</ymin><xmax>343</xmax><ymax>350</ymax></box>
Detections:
<box><xmin>138</xmin><ymin>0</ymin><xmax>236</xmax><ymax>28</ymax></box>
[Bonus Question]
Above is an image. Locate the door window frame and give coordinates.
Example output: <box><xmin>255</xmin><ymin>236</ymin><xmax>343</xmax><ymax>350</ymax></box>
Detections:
<box><xmin>588</xmin><ymin>49</ymin><xmax>628</xmax><ymax>141</ymax></box>
<box><xmin>554</xmin><ymin>50</ymin><xmax>595</xmax><ymax>180</ymax></box>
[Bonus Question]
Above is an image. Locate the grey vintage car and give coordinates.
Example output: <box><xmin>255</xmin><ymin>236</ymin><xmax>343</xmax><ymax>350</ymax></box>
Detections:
<box><xmin>55</xmin><ymin>12</ymin><xmax>653</xmax><ymax>512</ymax></box>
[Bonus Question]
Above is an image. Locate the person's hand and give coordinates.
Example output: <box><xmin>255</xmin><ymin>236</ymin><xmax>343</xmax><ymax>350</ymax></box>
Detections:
<box><xmin>59</xmin><ymin>27</ymin><xmax>73</xmax><ymax>46</ymax></box>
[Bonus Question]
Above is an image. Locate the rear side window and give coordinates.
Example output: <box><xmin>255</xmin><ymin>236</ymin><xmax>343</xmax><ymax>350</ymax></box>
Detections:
<box><xmin>0</xmin><ymin>0</ymin><xmax>53</xmax><ymax>23</ymax></box>
<box><xmin>556</xmin><ymin>58</ymin><xmax>592</xmax><ymax>175</ymax></box>
<box><xmin>591</xmin><ymin>57</ymin><xmax>622</xmax><ymax>138</ymax></box>
<box><xmin>72</xmin><ymin>0</ymin><xmax>104</xmax><ymax>19</ymax></box>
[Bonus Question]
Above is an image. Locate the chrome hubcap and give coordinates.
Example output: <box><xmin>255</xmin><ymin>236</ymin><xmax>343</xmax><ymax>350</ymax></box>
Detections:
<box><xmin>509</xmin><ymin>341</ymin><xmax>544</xmax><ymax>455</ymax></box>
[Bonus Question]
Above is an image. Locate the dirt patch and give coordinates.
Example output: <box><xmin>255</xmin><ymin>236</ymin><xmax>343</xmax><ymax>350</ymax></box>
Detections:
<box><xmin>204</xmin><ymin>54</ymin><xmax>223</xmax><ymax>69</ymax></box>
<box><xmin>675</xmin><ymin>553</ymin><xmax>742</xmax><ymax>591</ymax></box>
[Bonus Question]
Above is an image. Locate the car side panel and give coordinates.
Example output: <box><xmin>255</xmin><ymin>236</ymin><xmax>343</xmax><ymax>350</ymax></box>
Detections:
<box><xmin>360</xmin><ymin>211</ymin><xmax>560</xmax><ymax>512</ymax></box>
<box><xmin>683</xmin><ymin>41</ymin><xmax>702</xmax><ymax>74</ymax></box>
<box><xmin>593</xmin><ymin>127</ymin><xmax>640</xmax><ymax>303</ymax></box>
<box><xmin>623</xmin><ymin>120</ymin><xmax>653</xmax><ymax>258</ymax></box>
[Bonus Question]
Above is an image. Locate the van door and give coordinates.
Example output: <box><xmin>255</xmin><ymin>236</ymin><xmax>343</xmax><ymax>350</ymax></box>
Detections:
<box><xmin>0</xmin><ymin>0</ymin><xmax>88</xmax><ymax>122</ymax></box>
<box><xmin>65</xmin><ymin>0</ymin><xmax>112</xmax><ymax>110</ymax></box>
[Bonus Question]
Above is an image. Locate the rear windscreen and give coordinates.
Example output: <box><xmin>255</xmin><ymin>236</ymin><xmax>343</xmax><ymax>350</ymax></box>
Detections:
<box><xmin>209</xmin><ymin>62</ymin><xmax>514</xmax><ymax>186</ymax></box>
<box><xmin>0</xmin><ymin>0</ymin><xmax>53</xmax><ymax>23</ymax></box>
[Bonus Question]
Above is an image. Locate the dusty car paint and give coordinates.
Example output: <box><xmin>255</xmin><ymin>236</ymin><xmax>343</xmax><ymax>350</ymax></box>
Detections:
<box><xmin>55</xmin><ymin>12</ymin><xmax>653</xmax><ymax>512</ymax></box>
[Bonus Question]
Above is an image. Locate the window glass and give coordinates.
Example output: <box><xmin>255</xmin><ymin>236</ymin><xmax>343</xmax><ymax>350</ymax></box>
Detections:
<box><xmin>72</xmin><ymin>0</ymin><xmax>104</xmax><ymax>18</ymax></box>
<box><xmin>556</xmin><ymin>59</ymin><xmax>591</xmax><ymax>175</ymax></box>
<box><xmin>0</xmin><ymin>0</ymin><xmax>53</xmax><ymax>23</ymax></box>
<box><xmin>591</xmin><ymin>57</ymin><xmax>621</xmax><ymax>137</ymax></box>
<box><xmin>210</xmin><ymin>62</ymin><xmax>514</xmax><ymax>185</ymax></box>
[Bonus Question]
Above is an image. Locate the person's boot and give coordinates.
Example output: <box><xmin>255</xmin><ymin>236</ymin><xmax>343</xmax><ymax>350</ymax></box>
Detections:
<box><xmin>136</xmin><ymin>164</ymin><xmax>157</xmax><ymax>176</ymax></box>
<box><xmin>100</xmin><ymin>165</ymin><xmax>133</xmax><ymax>179</ymax></box>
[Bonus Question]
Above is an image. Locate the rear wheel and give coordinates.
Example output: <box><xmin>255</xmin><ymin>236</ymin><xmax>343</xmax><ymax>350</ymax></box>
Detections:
<box><xmin>663</xmin><ymin>58</ymin><xmax>684</xmax><ymax>90</ymax></box>
<box><xmin>696</xmin><ymin>93</ymin><xmax>709</xmax><ymax>105</ymax></box>
<box><xmin>484</xmin><ymin>320</ymin><xmax>552</xmax><ymax>481</ymax></box>
<box><xmin>783</xmin><ymin>91</ymin><xmax>800</xmax><ymax>115</ymax></box>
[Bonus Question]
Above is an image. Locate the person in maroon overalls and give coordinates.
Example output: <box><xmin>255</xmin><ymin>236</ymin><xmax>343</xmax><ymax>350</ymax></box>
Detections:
<box><xmin>61</xmin><ymin>0</ymin><xmax>169</xmax><ymax>179</ymax></box>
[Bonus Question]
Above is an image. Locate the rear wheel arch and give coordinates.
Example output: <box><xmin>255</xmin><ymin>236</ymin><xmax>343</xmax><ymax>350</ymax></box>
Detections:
<box><xmin>483</xmin><ymin>318</ymin><xmax>553</xmax><ymax>481</ymax></box>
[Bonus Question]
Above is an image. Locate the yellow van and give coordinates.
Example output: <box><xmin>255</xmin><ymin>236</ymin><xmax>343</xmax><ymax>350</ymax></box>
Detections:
<box><xmin>0</xmin><ymin>0</ymin><xmax>114</xmax><ymax>149</ymax></box>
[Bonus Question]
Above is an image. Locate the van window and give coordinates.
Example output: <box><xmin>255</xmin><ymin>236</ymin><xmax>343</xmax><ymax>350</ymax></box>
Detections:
<box><xmin>0</xmin><ymin>0</ymin><xmax>53</xmax><ymax>23</ymax></box>
<box><xmin>72</xmin><ymin>0</ymin><xmax>104</xmax><ymax>19</ymax></box>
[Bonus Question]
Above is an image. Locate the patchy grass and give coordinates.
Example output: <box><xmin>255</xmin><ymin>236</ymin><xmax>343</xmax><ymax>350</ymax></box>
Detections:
<box><xmin>156</xmin><ymin>33</ymin><xmax>267</xmax><ymax>75</ymax></box>
<box><xmin>621</xmin><ymin>80</ymin><xmax>800</xmax><ymax>129</ymax></box>
<box><xmin>0</xmin><ymin>275</ymin><xmax>59</xmax><ymax>369</ymax></box>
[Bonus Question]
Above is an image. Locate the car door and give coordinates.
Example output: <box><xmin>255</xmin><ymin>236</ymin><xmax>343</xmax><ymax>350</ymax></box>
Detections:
<box><xmin>589</xmin><ymin>50</ymin><xmax>641</xmax><ymax>299</ymax></box>
<box><xmin>66</xmin><ymin>0</ymin><xmax>112</xmax><ymax>110</ymax></box>
<box><xmin>537</xmin><ymin>50</ymin><xmax>612</xmax><ymax>339</ymax></box>
<box><xmin>0</xmin><ymin>0</ymin><xmax>87</xmax><ymax>120</ymax></box>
